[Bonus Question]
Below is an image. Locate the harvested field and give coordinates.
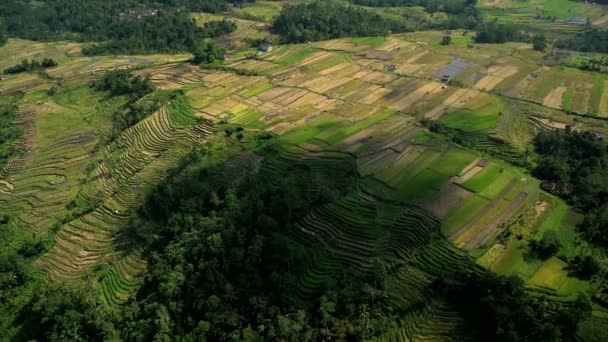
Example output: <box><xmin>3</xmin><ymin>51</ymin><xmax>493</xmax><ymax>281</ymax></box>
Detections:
<box><xmin>543</xmin><ymin>86</ymin><xmax>567</xmax><ymax>109</ymax></box>
<box><xmin>474</xmin><ymin>65</ymin><xmax>519</xmax><ymax>91</ymax></box>
<box><xmin>390</xmin><ymin>81</ymin><xmax>444</xmax><ymax>111</ymax></box>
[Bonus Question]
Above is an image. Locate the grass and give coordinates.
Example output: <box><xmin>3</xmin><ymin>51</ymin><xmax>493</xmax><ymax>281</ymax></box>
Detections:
<box><xmin>310</xmin><ymin>55</ymin><xmax>346</xmax><ymax>72</ymax></box>
<box><xmin>395</xmin><ymin>147</ymin><xmax>483</xmax><ymax>203</ymax></box>
<box><xmin>527</xmin><ymin>256</ymin><xmax>569</xmax><ymax>290</ymax></box>
<box><xmin>385</xmin><ymin>149</ymin><xmax>440</xmax><ymax>188</ymax></box>
<box><xmin>477</xmin><ymin>169</ymin><xmax>515</xmax><ymax>200</ymax></box>
<box><xmin>561</xmin><ymin>86</ymin><xmax>574</xmax><ymax>111</ymax></box>
<box><xmin>542</xmin><ymin>0</ymin><xmax>579</xmax><ymax>18</ymax></box>
<box><xmin>280</xmin><ymin>115</ymin><xmax>339</xmax><ymax>145</ymax></box>
<box><xmin>440</xmin><ymin>98</ymin><xmax>504</xmax><ymax>132</ymax></box>
<box><xmin>490</xmin><ymin>237</ymin><xmax>542</xmax><ymax>279</ymax></box>
<box><xmin>397</xmin><ymin>169</ymin><xmax>447</xmax><ymax>202</ymax></box>
<box><xmin>535</xmin><ymin>195</ymin><xmax>580</xmax><ymax>259</ymax></box>
<box><xmin>242</xmin><ymin>82</ymin><xmax>273</xmax><ymax>98</ymax></box>
<box><xmin>232</xmin><ymin>1</ymin><xmax>282</xmax><ymax>22</ymax></box>
<box><xmin>441</xmin><ymin>195</ymin><xmax>490</xmax><ymax>236</ymax></box>
<box><xmin>318</xmin><ymin>107</ymin><xmax>395</xmax><ymax>145</ymax></box>
<box><xmin>231</xmin><ymin>107</ymin><xmax>266</xmax><ymax>128</ymax></box>
<box><xmin>38</xmin><ymin>86</ymin><xmax>103</xmax><ymax>146</ymax></box>
<box><xmin>590</xmin><ymin>75</ymin><xmax>604</xmax><ymax>115</ymax></box>
<box><xmin>277</xmin><ymin>47</ymin><xmax>317</xmax><ymax>66</ymax></box>
<box><xmin>599</xmin><ymin>79</ymin><xmax>608</xmax><ymax>117</ymax></box>
<box><xmin>351</xmin><ymin>36</ymin><xmax>386</xmax><ymax>47</ymax></box>
<box><xmin>461</xmin><ymin>163</ymin><xmax>502</xmax><ymax>193</ymax></box>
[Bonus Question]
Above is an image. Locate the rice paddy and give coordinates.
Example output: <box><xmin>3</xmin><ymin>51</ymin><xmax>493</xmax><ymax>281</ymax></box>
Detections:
<box><xmin>2</xmin><ymin>21</ymin><xmax>608</xmax><ymax>338</ymax></box>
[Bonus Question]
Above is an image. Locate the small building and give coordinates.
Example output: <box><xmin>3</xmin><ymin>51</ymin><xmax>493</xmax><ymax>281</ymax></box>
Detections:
<box><xmin>260</xmin><ymin>43</ymin><xmax>273</xmax><ymax>53</ymax></box>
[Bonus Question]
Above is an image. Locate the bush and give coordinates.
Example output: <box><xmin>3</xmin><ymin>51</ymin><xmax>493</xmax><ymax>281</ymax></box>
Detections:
<box><xmin>3</xmin><ymin>58</ymin><xmax>58</xmax><ymax>75</ymax></box>
<box><xmin>475</xmin><ymin>19</ymin><xmax>522</xmax><ymax>44</ymax></box>
<box><xmin>441</xmin><ymin>35</ymin><xmax>452</xmax><ymax>45</ymax></box>
<box><xmin>92</xmin><ymin>69</ymin><xmax>155</xmax><ymax>98</ymax></box>
<box><xmin>193</xmin><ymin>41</ymin><xmax>225</xmax><ymax>65</ymax></box>
<box><xmin>533</xmin><ymin>34</ymin><xmax>547</xmax><ymax>51</ymax></box>
<box><xmin>529</xmin><ymin>231</ymin><xmax>560</xmax><ymax>259</ymax></box>
<box><xmin>570</xmin><ymin>255</ymin><xmax>600</xmax><ymax>279</ymax></box>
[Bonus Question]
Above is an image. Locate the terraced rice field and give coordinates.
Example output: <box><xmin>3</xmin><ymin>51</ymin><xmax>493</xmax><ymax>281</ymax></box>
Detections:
<box><xmin>2</xmin><ymin>30</ymin><xmax>608</xmax><ymax>334</ymax></box>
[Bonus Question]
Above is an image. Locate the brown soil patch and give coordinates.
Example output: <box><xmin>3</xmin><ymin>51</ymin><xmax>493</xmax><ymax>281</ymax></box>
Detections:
<box><xmin>543</xmin><ymin>86</ymin><xmax>567</xmax><ymax>109</ymax></box>
<box><xmin>474</xmin><ymin>65</ymin><xmax>518</xmax><ymax>91</ymax></box>
<box><xmin>395</xmin><ymin>64</ymin><xmax>422</xmax><ymax>75</ymax></box>
<box><xmin>360</xmin><ymin>87</ymin><xmax>392</xmax><ymax>105</ymax></box>
<box><xmin>390</xmin><ymin>81</ymin><xmax>444</xmax><ymax>111</ymax></box>
<box><xmin>407</xmin><ymin>50</ymin><xmax>429</xmax><ymax>63</ymax></box>
<box><xmin>305</xmin><ymin>76</ymin><xmax>352</xmax><ymax>93</ymax></box>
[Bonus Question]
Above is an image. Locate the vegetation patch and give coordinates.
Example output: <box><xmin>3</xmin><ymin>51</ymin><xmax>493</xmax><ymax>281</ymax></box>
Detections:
<box><xmin>527</xmin><ymin>256</ymin><xmax>569</xmax><ymax>290</ymax></box>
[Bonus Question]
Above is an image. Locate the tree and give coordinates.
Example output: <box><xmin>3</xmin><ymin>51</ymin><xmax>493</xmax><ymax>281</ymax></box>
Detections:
<box><xmin>570</xmin><ymin>255</ymin><xmax>600</xmax><ymax>279</ymax></box>
<box><xmin>441</xmin><ymin>35</ymin><xmax>452</xmax><ymax>45</ymax></box>
<box><xmin>529</xmin><ymin>231</ymin><xmax>560</xmax><ymax>259</ymax></box>
<box><xmin>534</xmin><ymin>156</ymin><xmax>570</xmax><ymax>183</ymax></box>
<box><xmin>192</xmin><ymin>41</ymin><xmax>225</xmax><ymax>65</ymax></box>
<box><xmin>0</xmin><ymin>29</ymin><xmax>6</xmax><ymax>47</ymax></box>
<box><xmin>16</xmin><ymin>284</ymin><xmax>107</xmax><ymax>341</ymax></box>
<box><xmin>533</xmin><ymin>34</ymin><xmax>547</xmax><ymax>51</ymax></box>
<box><xmin>272</xmin><ymin>2</ymin><xmax>400</xmax><ymax>43</ymax></box>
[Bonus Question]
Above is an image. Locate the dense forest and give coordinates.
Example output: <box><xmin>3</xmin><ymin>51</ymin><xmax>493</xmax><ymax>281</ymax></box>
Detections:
<box><xmin>0</xmin><ymin>0</ymin><xmax>239</xmax><ymax>54</ymax></box>
<box><xmin>350</xmin><ymin>0</ymin><xmax>477</xmax><ymax>14</ymax></box>
<box><xmin>474</xmin><ymin>19</ymin><xmax>523</xmax><ymax>43</ymax></box>
<box><xmin>272</xmin><ymin>2</ymin><xmax>404</xmax><ymax>43</ymax></box>
<box><xmin>556</xmin><ymin>29</ymin><xmax>608</xmax><ymax>53</ymax></box>
<box><xmin>81</xmin><ymin>16</ymin><xmax>236</xmax><ymax>55</ymax></box>
<box><xmin>533</xmin><ymin>130</ymin><xmax>608</xmax><ymax>253</ymax></box>
<box><xmin>349</xmin><ymin>0</ymin><xmax>481</xmax><ymax>29</ymax></box>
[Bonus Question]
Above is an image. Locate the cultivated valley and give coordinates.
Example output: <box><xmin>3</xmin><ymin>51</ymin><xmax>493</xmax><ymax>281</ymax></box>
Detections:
<box><xmin>1</xmin><ymin>0</ymin><xmax>608</xmax><ymax>340</ymax></box>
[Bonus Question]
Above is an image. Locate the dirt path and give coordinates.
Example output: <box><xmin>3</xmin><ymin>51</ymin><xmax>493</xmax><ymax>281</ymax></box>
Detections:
<box><xmin>543</xmin><ymin>86</ymin><xmax>567</xmax><ymax>109</ymax></box>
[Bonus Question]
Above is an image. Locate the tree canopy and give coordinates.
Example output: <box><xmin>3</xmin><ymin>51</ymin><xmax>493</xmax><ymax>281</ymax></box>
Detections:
<box><xmin>532</xmin><ymin>130</ymin><xmax>608</xmax><ymax>247</ymax></box>
<box><xmin>0</xmin><ymin>0</ymin><xmax>238</xmax><ymax>55</ymax></box>
<box><xmin>272</xmin><ymin>2</ymin><xmax>403</xmax><ymax>43</ymax></box>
